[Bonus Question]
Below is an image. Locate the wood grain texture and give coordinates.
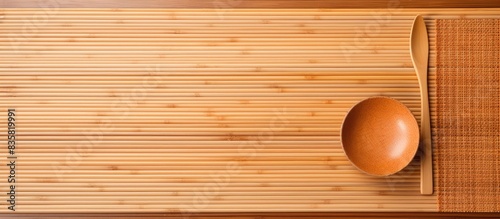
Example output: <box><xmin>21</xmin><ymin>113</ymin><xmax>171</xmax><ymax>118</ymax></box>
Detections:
<box><xmin>1</xmin><ymin>0</ymin><xmax>500</xmax><ymax>8</ymax></box>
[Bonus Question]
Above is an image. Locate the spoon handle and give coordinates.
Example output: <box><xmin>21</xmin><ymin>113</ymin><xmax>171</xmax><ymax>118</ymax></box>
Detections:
<box><xmin>410</xmin><ymin>15</ymin><xmax>433</xmax><ymax>195</ymax></box>
<box><xmin>420</xmin><ymin>75</ymin><xmax>433</xmax><ymax>195</ymax></box>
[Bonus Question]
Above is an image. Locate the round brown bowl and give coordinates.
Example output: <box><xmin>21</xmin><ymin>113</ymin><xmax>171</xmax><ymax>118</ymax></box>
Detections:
<box><xmin>340</xmin><ymin>96</ymin><xmax>420</xmax><ymax>176</ymax></box>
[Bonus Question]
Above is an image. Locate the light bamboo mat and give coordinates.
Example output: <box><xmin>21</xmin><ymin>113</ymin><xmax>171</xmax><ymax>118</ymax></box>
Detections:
<box><xmin>0</xmin><ymin>8</ymin><xmax>499</xmax><ymax>213</ymax></box>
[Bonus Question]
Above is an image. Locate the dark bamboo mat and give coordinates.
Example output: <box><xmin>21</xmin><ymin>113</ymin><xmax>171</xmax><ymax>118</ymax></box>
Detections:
<box><xmin>436</xmin><ymin>19</ymin><xmax>500</xmax><ymax>212</ymax></box>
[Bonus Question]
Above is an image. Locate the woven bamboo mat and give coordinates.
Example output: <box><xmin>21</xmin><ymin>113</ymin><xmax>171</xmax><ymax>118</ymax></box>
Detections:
<box><xmin>436</xmin><ymin>19</ymin><xmax>500</xmax><ymax>212</ymax></box>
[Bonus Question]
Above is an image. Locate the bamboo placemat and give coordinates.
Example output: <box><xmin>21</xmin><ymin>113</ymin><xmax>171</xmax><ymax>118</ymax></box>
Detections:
<box><xmin>435</xmin><ymin>19</ymin><xmax>500</xmax><ymax>212</ymax></box>
<box><xmin>1</xmin><ymin>8</ymin><xmax>500</xmax><ymax>213</ymax></box>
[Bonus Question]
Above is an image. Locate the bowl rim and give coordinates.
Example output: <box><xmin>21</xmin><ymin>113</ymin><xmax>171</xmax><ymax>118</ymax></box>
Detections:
<box><xmin>340</xmin><ymin>96</ymin><xmax>420</xmax><ymax>176</ymax></box>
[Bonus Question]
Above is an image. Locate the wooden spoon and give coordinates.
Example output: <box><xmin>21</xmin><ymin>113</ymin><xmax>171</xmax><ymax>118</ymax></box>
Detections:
<box><xmin>410</xmin><ymin>15</ymin><xmax>433</xmax><ymax>195</ymax></box>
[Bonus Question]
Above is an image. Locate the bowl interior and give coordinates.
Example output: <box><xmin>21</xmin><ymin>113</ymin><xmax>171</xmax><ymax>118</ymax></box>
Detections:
<box><xmin>341</xmin><ymin>97</ymin><xmax>420</xmax><ymax>176</ymax></box>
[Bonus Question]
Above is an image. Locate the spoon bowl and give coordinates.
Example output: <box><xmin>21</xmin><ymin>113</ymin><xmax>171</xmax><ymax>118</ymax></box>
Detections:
<box><xmin>341</xmin><ymin>97</ymin><xmax>420</xmax><ymax>176</ymax></box>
